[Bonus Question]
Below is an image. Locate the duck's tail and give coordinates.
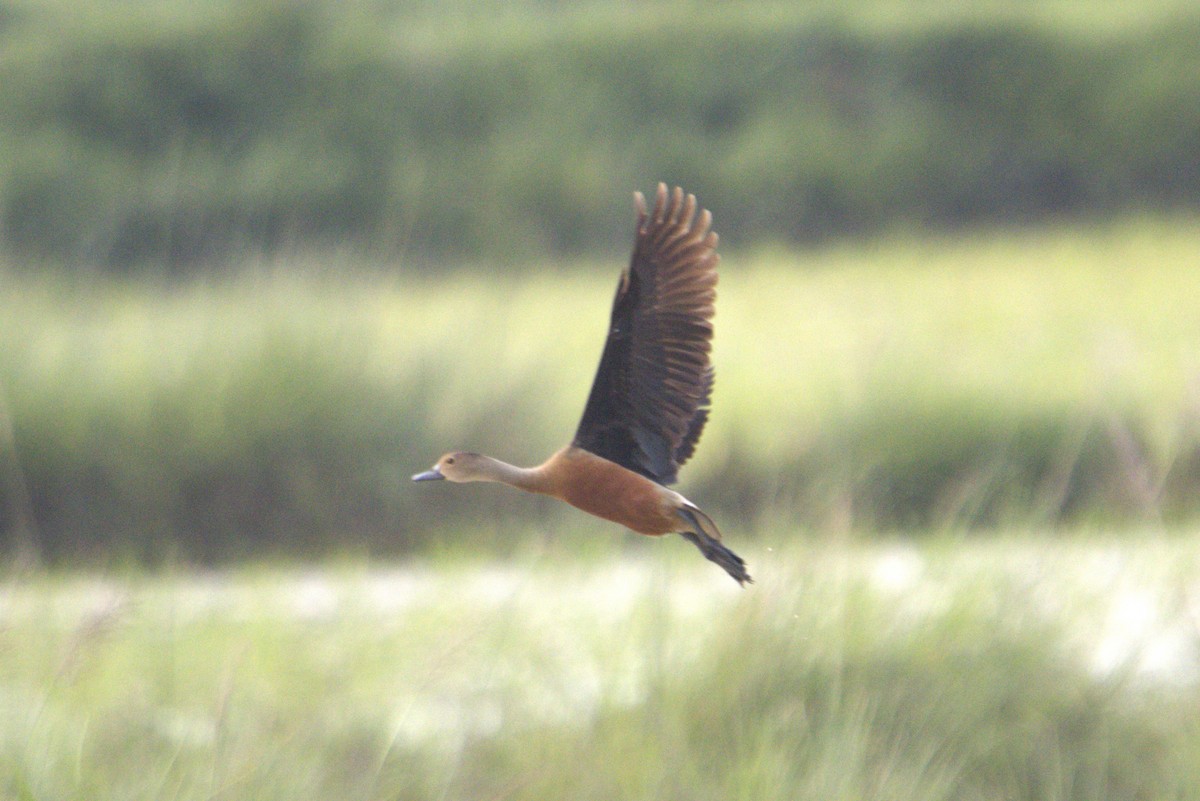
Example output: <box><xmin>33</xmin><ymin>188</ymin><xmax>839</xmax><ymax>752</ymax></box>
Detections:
<box><xmin>678</xmin><ymin>505</ymin><xmax>752</xmax><ymax>586</ymax></box>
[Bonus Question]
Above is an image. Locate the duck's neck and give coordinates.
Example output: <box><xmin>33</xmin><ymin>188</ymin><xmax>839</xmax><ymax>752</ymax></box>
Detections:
<box><xmin>476</xmin><ymin>456</ymin><xmax>549</xmax><ymax>494</ymax></box>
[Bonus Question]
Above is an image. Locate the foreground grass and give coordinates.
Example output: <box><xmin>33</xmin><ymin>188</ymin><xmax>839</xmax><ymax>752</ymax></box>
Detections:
<box><xmin>2</xmin><ymin>535</ymin><xmax>1200</xmax><ymax>800</ymax></box>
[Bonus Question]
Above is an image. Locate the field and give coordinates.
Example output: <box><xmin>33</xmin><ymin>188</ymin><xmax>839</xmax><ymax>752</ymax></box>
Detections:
<box><xmin>4</xmin><ymin>1</ymin><xmax>1200</xmax><ymax>796</ymax></box>
<box><xmin>5</xmin><ymin>218</ymin><xmax>1200</xmax><ymax>798</ymax></box>
<box><xmin>4</xmin><ymin>536</ymin><xmax>1200</xmax><ymax>801</ymax></box>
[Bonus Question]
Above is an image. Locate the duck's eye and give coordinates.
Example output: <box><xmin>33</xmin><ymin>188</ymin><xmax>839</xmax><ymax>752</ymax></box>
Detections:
<box><xmin>446</xmin><ymin>457</ymin><xmax>455</xmax><ymax>465</ymax></box>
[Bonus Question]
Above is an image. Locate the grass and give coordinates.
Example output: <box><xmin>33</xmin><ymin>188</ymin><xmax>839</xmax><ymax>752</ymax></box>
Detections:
<box><xmin>7</xmin><ymin>215</ymin><xmax>1200</xmax><ymax>561</ymax></box>
<box><xmin>5</xmin><ymin>216</ymin><xmax>1200</xmax><ymax>558</ymax></box>
<box><xmin>2</xmin><ymin>534</ymin><xmax>1200</xmax><ymax>800</ymax></box>
<box><xmin>719</xmin><ymin>218</ymin><xmax>1200</xmax><ymax>451</ymax></box>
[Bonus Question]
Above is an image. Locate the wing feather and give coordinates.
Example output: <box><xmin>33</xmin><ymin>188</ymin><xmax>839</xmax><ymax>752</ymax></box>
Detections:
<box><xmin>572</xmin><ymin>184</ymin><xmax>719</xmax><ymax>484</ymax></box>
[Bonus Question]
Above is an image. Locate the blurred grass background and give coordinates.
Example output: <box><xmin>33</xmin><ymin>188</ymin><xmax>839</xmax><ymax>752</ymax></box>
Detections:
<box><xmin>3</xmin><ymin>0</ymin><xmax>1200</xmax><ymax>798</ymax></box>
<box><xmin>4</xmin><ymin>219</ymin><xmax>1200</xmax><ymax>560</ymax></box>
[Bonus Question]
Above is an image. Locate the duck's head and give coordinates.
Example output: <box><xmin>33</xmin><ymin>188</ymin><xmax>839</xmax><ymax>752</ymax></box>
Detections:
<box><xmin>412</xmin><ymin>452</ymin><xmax>489</xmax><ymax>483</ymax></box>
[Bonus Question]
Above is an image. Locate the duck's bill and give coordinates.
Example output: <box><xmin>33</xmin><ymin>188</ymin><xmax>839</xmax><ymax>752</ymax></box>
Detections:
<box><xmin>412</xmin><ymin>468</ymin><xmax>444</xmax><ymax>482</ymax></box>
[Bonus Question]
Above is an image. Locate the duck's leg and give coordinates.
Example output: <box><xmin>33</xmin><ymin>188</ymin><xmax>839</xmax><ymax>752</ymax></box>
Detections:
<box><xmin>677</xmin><ymin>506</ymin><xmax>752</xmax><ymax>586</ymax></box>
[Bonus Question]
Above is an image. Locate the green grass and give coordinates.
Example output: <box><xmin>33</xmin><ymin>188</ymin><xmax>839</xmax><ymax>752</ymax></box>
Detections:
<box><xmin>5</xmin><ymin>216</ymin><xmax>1200</xmax><ymax>559</ymax></box>
<box><xmin>3</xmin><ymin>535</ymin><xmax>1200</xmax><ymax>800</ymax></box>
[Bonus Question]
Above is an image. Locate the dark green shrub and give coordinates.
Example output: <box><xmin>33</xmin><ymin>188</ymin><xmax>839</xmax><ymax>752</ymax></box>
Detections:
<box><xmin>1</xmin><ymin>2</ymin><xmax>1199</xmax><ymax>268</ymax></box>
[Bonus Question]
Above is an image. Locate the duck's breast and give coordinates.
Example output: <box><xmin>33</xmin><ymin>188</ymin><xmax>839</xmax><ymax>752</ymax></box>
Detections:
<box><xmin>545</xmin><ymin>447</ymin><xmax>680</xmax><ymax>535</ymax></box>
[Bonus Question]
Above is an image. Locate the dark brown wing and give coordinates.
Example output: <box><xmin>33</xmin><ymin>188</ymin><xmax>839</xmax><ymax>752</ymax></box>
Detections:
<box><xmin>572</xmin><ymin>184</ymin><xmax>719</xmax><ymax>485</ymax></box>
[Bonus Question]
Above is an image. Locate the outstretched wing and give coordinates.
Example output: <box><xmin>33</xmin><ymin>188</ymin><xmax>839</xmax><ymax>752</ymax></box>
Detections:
<box><xmin>571</xmin><ymin>184</ymin><xmax>719</xmax><ymax>485</ymax></box>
